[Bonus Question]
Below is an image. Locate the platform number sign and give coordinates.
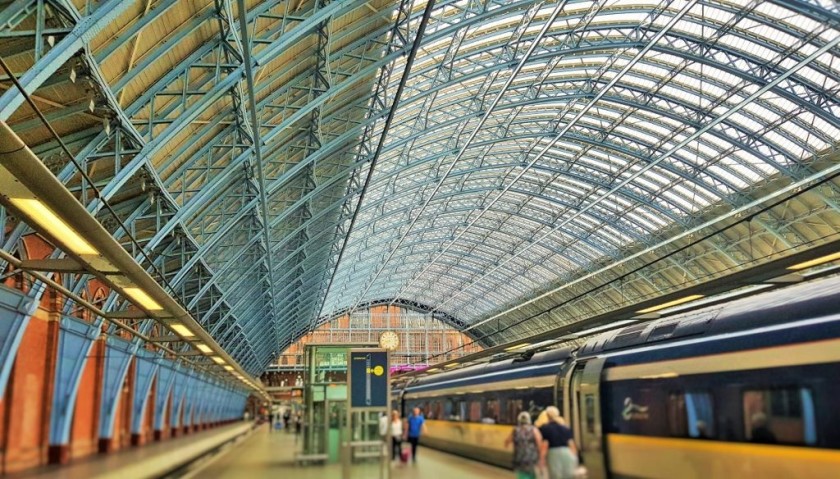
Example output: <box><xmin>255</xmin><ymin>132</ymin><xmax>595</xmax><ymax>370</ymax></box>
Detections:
<box><xmin>349</xmin><ymin>350</ymin><xmax>389</xmax><ymax>409</ymax></box>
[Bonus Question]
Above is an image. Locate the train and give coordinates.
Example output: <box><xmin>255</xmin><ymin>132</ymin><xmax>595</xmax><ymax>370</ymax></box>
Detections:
<box><xmin>393</xmin><ymin>275</ymin><xmax>840</xmax><ymax>478</ymax></box>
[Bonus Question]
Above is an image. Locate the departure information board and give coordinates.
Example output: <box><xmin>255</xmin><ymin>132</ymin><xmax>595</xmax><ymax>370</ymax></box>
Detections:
<box><xmin>349</xmin><ymin>350</ymin><xmax>388</xmax><ymax>409</ymax></box>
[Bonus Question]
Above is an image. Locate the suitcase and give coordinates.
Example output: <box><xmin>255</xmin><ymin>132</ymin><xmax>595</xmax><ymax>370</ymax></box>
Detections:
<box><xmin>400</xmin><ymin>446</ymin><xmax>411</xmax><ymax>463</ymax></box>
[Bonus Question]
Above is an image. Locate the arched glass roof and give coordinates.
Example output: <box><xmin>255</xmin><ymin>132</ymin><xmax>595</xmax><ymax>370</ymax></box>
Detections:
<box><xmin>1</xmin><ymin>0</ymin><xmax>838</xmax><ymax>372</ymax></box>
<box><xmin>322</xmin><ymin>0</ymin><xmax>840</xmax><ymax>327</ymax></box>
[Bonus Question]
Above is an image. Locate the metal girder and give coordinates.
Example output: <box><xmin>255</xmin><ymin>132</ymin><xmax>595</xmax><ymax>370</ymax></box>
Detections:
<box><xmin>311</xmin><ymin>0</ymin><xmax>432</xmax><ymax>330</ymax></box>
<box><xmin>431</xmin><ymin>34</ymin><xmax>840</xmax><ymax>316</ymax></box>
<box><xmin>0</xmin><ymin>0</ymin><xmax>130</xmax><ymax>120</ymax></box>
<box><xmin>8</xmin><ymin>0</ymin><xmax>362</xmax><ymax>372</ymax></box>
<box><xmin>322</xmin><ymin>0</ymin><xmax>840</xmax><ymax>330</ymax></box>
<box><xmin>343</xmin><ymin>0</ymin><xmax>694</xmax><ymax>310</ymax></box>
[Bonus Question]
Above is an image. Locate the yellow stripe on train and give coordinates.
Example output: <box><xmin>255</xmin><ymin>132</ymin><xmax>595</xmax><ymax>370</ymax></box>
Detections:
<box><xmin>607</xmin><ymin>434</ymin><xmax>840</xmax><ymax>479</ymax></box>
<box><xmin>420</xmin><ymin>419</ymin><xmax>513</xmax><ymax>468</ymax></box>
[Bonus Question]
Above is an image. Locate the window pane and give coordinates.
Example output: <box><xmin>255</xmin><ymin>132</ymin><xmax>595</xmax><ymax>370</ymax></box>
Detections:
<box><xmin>484</xmin><ymin>399</ymin><xmax>500</xmax><ymax>424</ymax></box>
<box><xmin>433</xmin><ymin>400</ymin><xmax>443</xmax><ymax>420</ymax></box>
<box><xmin>668</xmin><ymin>391</ymin><xmax>715</xmax><ymax>438</ymax></box>
<box><xmin>584</xmin><ymin>394</ymin><xmax>596</xmax><ymax>434</ymax></box>
<box><xmin>742</xmin><ymin>387</ymin><xmax>816</xmax><ymax>445</ymax></box>
<box><xmin>686</xmin><ymin>392</ymin><xmax>715</xmax><ymax>438</ymax></box>
<box><xmin>444</xmin><ymin>399</ymin><xmax>455</xmax><ymax>420</ymax></box>
<box><xmin>469</xmin><ymin>401</ymin><xmax>482</xmax><ymax>422</ymax></box>
<box><xmin>667</xmin><ymin>393</ymin><xmax>687</xmax><ymax>437</ymax></box>
<box><xmin>505</xmin><ymin>399</ymin><xmax>523</xmax><ymax>425</ymax></box>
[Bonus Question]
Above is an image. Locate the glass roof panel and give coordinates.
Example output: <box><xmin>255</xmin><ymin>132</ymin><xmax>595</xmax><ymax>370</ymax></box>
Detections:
<box><xmin>319</xmin><ymin>0</ymin><xmax>840</xmax><ymax>328</ymax></box>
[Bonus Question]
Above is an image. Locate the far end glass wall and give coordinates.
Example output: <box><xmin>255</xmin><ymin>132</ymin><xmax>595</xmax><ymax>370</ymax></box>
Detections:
<box><xmin>272</xmin><ymin>305</ymin><xmax>482</xmax><ymax>374</ymax></box>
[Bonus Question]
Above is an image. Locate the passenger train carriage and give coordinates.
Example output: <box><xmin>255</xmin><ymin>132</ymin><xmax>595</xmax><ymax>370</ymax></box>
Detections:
<box><xmin>396</xmin><ymin>275</ymin><xmax>840</xmax><ymax>478</ymax></box>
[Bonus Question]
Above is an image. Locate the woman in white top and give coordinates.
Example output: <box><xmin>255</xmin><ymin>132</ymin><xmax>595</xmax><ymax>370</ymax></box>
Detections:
<box><xmin>390</xmin><ymin>410</ymin><xmax>403</xmax><ymax>460</ymax></box>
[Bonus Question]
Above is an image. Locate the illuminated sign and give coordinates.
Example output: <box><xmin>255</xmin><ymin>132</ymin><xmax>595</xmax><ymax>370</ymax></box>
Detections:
<box><xmin>350</xmin><ymin>350</ymin><xmax>389</xmax><ymax>409</ymax></box>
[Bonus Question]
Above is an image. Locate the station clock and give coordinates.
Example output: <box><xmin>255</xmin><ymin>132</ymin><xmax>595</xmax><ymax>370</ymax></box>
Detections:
<box><xmin>378</xmin><ymin>330</ymin><xmax>400</xmax><ymax>351</ymax></box>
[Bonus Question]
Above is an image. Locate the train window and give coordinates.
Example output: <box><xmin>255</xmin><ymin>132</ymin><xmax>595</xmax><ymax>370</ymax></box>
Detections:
<box><xmin>668</xmin><ymin>391</ymin><xmax>715</xmax><ymax>439</ymax></box>
<box><xmin>505</xmin><ymin>399</ymin><xmax>523</xmax><ymax>425</ymax></box>
<box><xmin>469</xmin><ymin>401</ymin><xmax>482</xmax><ymax>422</ymax></box>
<box><xmin>584</xmin><ymin>394</ymin><xmax>596</xmax><ymax>434</ymax></box>
<box><xmin>429</xmin><ymin>401</ymin><xmax>441</xmax><ymax>419</ymax></box>
<box><xmin>742</xmin><ymin>387</ymin><xmax>816</xmax><ymax>445</ymax></box>
<box><xmin>484</xmin><ymin>399</ymin><xmax>500</xmax><ymax>424</ymax></box>
<box><xmin>459</xmin><ymin>400</ymin><xmax>467</xmax><ymax>422</ymax></box>
<box><xmin>444</xmin><ymin>399</ymin><xmax>455</xmax><ymax>420</ymax></box>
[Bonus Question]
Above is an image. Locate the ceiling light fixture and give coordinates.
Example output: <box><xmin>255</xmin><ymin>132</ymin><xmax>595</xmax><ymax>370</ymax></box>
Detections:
<box><xmin>9</xmin><ymin>198</ymin><xmax>99</xmax><ymax>255</ymax></box>
<box><xmin>169</xmin><ymin>323</ymin><xmax>194</xmax><ymax>337</ymax></box>
<box><xmin>195</xmin><ymin>343</ymin><xmax>212</xmax><ymax>354</ymax></box>
<box><xmin>123</xmin><ymin>287</ymin><xmax>163</xmax><ymax>311</ymax></box>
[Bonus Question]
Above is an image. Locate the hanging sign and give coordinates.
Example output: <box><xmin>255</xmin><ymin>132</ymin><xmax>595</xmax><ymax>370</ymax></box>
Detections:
<box><xmin>349</xmin><ymin>349</ymin><xmax>389</xmax><ymax>409</ymax></box>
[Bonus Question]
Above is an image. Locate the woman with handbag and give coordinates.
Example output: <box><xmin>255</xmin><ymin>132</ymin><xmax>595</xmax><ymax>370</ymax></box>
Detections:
<box><xmin>505</xmin><ymin>411</ymin><xmax>545</xmax><ymax>479</ymax></box>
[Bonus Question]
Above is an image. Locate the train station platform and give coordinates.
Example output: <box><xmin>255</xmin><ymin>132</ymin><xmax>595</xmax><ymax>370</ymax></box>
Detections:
<box><xmin>6</xmin><ymin>422</ymin><xmax>509</xmax><ymax>479</ymax></box>
<box><xmin>8</xmin><ymin>422</ymin><xmax>254</xmax><ymax>479</ymax></box>
<box><xmin>192</xmin><ymin>425</ymin><xmax>511</xmax><ymax>479</ymax></box>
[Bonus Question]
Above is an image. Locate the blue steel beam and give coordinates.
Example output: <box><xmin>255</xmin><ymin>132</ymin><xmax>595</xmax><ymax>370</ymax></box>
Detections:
<box><xmin>0</xmin><ymin>0</ymin><xmax>131</xmax><ymax>120</ymax></box>
<box><xmin>40</xmin><ymin>0</ymin><xmax>378</xmax><ymax>364</ymax></box>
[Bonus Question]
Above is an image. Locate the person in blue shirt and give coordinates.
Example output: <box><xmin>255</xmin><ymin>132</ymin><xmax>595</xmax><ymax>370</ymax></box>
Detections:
<box><xmin>404</xmin><ymin>407</ymin><xmax>427</xmax><ymax>463</ymax></box>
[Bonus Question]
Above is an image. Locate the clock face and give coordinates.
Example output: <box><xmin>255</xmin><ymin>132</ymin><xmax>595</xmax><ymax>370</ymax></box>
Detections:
<box><xmin>379</xmin><ymin>331</ymin><xmax>400</xmax><ymax>350</ymax></box>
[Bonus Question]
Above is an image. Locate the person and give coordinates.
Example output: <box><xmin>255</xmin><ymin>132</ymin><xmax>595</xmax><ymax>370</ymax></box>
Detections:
<box><xmin>379</xmin><ymin>411</ymin><xmax>389</xmax><ymax>442</ymax></box>
<box><xmin>505</xmin><ymin>411</ymin><xmax>544</xmax><ymax>479</ymax></box>
<box><xmin>390</xmin><ymin>410</ymin><xmax>403</xmax><ymax>461</ymax></box>
<box><xmin>405</xmin><ymin>407</ymin><xmax>427</xmax><ymax>464</ymax></box>
<box><xmin>294</xmin><ymin>412</ymin><xmax>303</xmax><ymax>435</ymax></box>
<box><xmin>750</xmin><ymin>413</ymin><xmax>777</xmax><ymax>444</ymax></box>
<box><xmin>538</xmin><ymin>406</ymin><xmax>577</xmax><ymax>479</ymax></box>
<box><xmin>531</xmin><ymin>410</ymin><xmax>550</xmax><ymax>478</ymax></box>
<box><xmin>271</xmin><ymin>409</ymin><xmax>280</xmax><ymax>432</ymax></box>
<box><xmin>283</xmin><ymin>409</ymin><xmax>291</xmax><ymax>432</ymax></box>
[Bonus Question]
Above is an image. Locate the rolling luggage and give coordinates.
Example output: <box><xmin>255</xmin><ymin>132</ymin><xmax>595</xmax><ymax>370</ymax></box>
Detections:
<box><xmin>400</xmin><ymin>445</ymin><xmax>411</xmax><ymax>463</ymax></box>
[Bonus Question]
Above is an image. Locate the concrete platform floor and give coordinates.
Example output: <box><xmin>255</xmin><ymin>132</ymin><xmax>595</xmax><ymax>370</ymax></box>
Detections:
<box><xmin>192</xmin><ymin>426</ymin><xmax>512</xmax><ymax>479</ymax></box>
<box><xmin>9</xmin><ymin>423</ymin><xmax>252</xmax><ymax>479</ymax></box>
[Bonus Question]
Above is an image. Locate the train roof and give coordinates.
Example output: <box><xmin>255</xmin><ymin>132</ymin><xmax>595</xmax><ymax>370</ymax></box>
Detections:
<box><xmin>403</xmin><ymin>347</ymin><xmax>572</xmax><ymax>392</ymax></box>
<box><xmin>579</xmin><ymin>274</ymin><xmax>840</xmax><ymax>357</ymax></box>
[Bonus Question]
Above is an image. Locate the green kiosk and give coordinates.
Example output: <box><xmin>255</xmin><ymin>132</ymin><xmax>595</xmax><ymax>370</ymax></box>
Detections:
<box><xmin>296</xmin><ymin>343</ymin><xmax>391</xmax><ymax>479</ymax></box>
